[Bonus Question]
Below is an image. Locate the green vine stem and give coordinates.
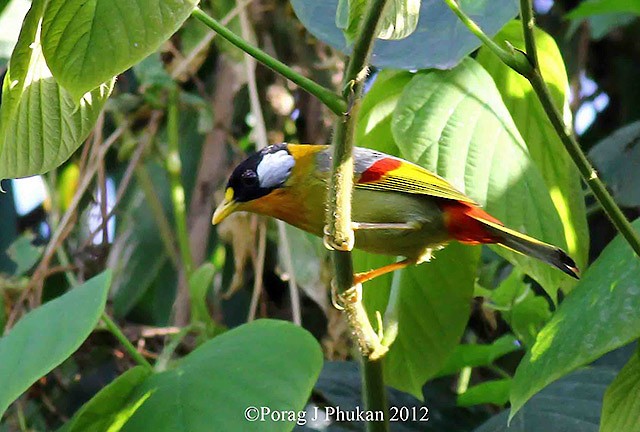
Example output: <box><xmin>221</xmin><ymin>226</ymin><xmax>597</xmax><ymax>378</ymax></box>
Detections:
<box><xmin>443</xmin><ymin>0</ymin><xmax>640</xmax><ymax>257</ymax></box>
<box><xmin>166</xmin><ymin>87</ymin><xmax>195</xmax><ymax>277</ymax></box>
<box><xmin>326</xmin><ymin>1</ymin><xmax>391</xmax><ymax>431</ymax></box>
<box><xmin>191</xmin><ymin>7</ymin><xmax>347</xmax><ymax>116</ymax></box>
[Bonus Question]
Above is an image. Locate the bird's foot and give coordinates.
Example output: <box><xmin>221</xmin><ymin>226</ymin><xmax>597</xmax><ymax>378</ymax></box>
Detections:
<box><xmin>323</xmin><ymin>224</ymin><xmax>355</xmax><ymax>251</ymax></box>
<box><xmin>330</xmin><ymin>280</ymin><xmax>362</xmax><ymax>310</ymax></box>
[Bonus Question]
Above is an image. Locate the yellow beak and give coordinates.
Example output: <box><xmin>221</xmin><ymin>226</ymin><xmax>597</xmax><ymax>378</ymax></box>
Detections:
<box><xmin>212</xmin><ymin>188</ymin><xmax>239</xmax><ymax>225</ymax></box>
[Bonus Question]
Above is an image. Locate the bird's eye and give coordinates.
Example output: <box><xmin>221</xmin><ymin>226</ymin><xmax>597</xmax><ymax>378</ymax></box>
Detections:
<box><xmin>241</xmin><ymin>170</ymin><xmax>259</xmax><ymax>187</ymax></box>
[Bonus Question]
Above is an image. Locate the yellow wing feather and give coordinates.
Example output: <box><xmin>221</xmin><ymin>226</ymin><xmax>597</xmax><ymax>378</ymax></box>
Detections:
<box><xmin>356</xmin><ymin>159</ymin><xmax>477</xmax><ymax>204</ymax></box>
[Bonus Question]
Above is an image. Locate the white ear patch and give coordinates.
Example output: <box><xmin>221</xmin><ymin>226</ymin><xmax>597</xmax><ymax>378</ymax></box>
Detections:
<box><xmin>256</xmin><ymin>150</ymin><xmax>295</xmax><ymax>189</ymax></box>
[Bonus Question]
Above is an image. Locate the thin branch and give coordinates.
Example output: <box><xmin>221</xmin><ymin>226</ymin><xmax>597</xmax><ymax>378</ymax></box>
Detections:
<box><xmin>248</xmin><ymin>220</ymin><xmax>267</xmax><ymax>321</ymax></box>
<box><xmin>167</xmin><ymin>87</ymin><xmax>195</xmax><ymax>277</ymax></box>
<box><xmin>191</xmin><ymin>7</ymin><xmax>347</xmax><ymax>116</ymax></box>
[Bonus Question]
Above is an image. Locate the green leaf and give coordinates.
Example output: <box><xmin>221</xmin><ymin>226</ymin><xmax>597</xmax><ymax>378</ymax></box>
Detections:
<box><xmin>391</xmin><ymin>58</ymin><xmax>569</xmax><ymax>301</ymax></box>
<box><xmin>188</xmin><ymin>263</ymin><xmax>217</xmax><ymax>330</ymax></box>
<box><xmin>0</xmin><ymin>0</ymin><xmax>114</xmax><ymax>179</ymax></box>
<box><xmin>587</xmin><ymin>13</ymin><xmax>637</xmax><ymax>39</ymax></box>
<box><xmin>335</xmin><ymin>0</ymin><xmax>366</xmax><ymax>44</ymax></box>
<box><xmin>601</xmin><ymin>350</ymin><xmax>640</xmax><ymax>432</ymax></box>
<box><xmin>121</xmin><ymin>319</ymin><xmax>323</xmax><ymax>432</ymax></box>
<box><xmin>566</xmin><ymin>0</ymin><xmax>640</xmax><ymax>19</ymax></box>
<box><xmin>437</xmin><ymin>335</ymin><xmax>520</xmax><ymax>377</ymax></box>
<box><xmin>41</xmin><ymin>0</ymin><xmax>197</xmax><ymax>101</ymax></box>
<box><xmin>279</xmin><ymin>225</ymin><xmax>329</xmax><ymax>313</ymax></box>
<box><xmin>588</xmin><ymin>121</ymin><xmax>640</xmax><ymax>208</ymax></box>
<box><xmin>487</xmin><ymin>269</ymin><xmax>551</xmax><ymax>347</ymax></box>
<box><xmin>5</xmin><ymin>233</ymin><xmax>42</xmax><ymax>276</ymax></box>
<box><xmin>291</xmin><ymin>0</ymin><xmax>519</xmax><ymax>70</ymax></box>
<box><xmin>378</xmin><ymin>0</ymin><xmax>421</xmax><ymax>40</ymax></box>
<box><xmin>457</xmin><ymin>379</ymin><xmax>511</xmax><ymax>407</ymax></box>
<box><xmin>383</xmin><ymin>243</ymin><xmax>480</xmax><ymax>399</ymax></box>
<box><xmin>476</xmin><ymin>21</ymin><xmax>589</xmax><ymax>276</ymax></box>
<box><xmin>64</xmin><ymin>366</ymin><xmax>152</xmax><ymax>432</ymax></box>
<box><xmin>509</xmin><ymin>219</ymin><xmax>640</xmax><ymax>419</ymax></box>
<box><xmin>355</xmin><ymin>69</ymin><xmax>412</xmax><ymax>154</ymax></box>
<box><xmin>476</xmin><ymin>367</ymin><xmax>616</xmax><ymax>432</ymax></box>
<box><xmin>0</xmin><ymin>271</ymin><xmax>111</xmax><ymax>417</ymax></box>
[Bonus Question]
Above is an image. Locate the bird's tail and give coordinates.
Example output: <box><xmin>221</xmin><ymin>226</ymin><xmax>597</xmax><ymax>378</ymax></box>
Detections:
<box><xmin>441</xmin><ymin>201</ymin><xmax>579</xmax><ymax>279</ymax></box>
<box><xmin>479</xmin><ymin>218</ymin><xmax>579</xmax><ymax>279</ymax></box>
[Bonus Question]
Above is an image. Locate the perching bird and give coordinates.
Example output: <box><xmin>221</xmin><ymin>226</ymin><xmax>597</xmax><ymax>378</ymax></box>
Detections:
<box><xmin>212</xmin><ymin>143</ymin><xmax>578</xmax><ymax>285</ymax></box>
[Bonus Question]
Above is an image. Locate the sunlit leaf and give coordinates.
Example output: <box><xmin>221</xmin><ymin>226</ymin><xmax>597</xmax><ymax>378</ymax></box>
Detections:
<box><xmin>41</xmin><ymin>0</ymin><xmax>198</xmax><ymax>100</ymax></box>
<box><xmin>0</xmin><ymin>0</ymin><xmax>113</xmax><ymax>179</ymax></box>
<box><xmin>64</xmin><ymin>367</ymin><xmax>152</xmax><ymax>432</ymax></box>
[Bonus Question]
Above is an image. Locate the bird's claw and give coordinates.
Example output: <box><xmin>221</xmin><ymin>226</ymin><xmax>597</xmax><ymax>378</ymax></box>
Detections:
<box><xmin>331</xmin><ymin>280</ymin><xmax>362</xmax><ymax>311</ymax></box>
<box><xmin>323</xmin><ymin>225</ymin><xmax>355</xmax><ymax>251</ymax></box>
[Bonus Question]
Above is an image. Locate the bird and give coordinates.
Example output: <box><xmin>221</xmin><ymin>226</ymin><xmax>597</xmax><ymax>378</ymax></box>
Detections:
<box><xmin>212</xmin><ymin>143</ymin><xmax>579</xmax><ymax>285</ymax></box>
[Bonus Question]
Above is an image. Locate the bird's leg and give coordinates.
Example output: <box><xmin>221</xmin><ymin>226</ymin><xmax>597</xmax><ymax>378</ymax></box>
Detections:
<box><xmin>354</xmin><ymin>258</ymin><xmax>415</xmax><ymax>285</ymax></box>
<box><xmin>352</xmin><ymin>222</ymin><xmax>420</xmax><ymax>231</ymax></box>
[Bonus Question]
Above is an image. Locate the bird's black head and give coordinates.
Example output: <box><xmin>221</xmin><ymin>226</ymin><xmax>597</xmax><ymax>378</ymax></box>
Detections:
<box><xmin>227</xmin><ymin>143</ymin><xmax>294</xmax><ymax>203</ymax></box>
<box><xmin>212</xmin><ymin>143</ymin><xmax>295</xmax><ymax>224</ymax></box>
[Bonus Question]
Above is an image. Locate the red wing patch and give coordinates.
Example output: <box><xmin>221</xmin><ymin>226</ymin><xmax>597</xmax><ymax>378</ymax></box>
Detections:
<box><xmin>440</xmin><ymin>201</ymin><xmax>504</xmax><ymax>244</ymax></box>
<box><xmin>357</xmin><ymin>158</ymin><xmax>403</xmax><ymax>184</ymax></box>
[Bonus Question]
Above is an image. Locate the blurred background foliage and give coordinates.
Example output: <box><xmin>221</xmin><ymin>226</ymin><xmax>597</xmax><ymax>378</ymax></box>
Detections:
<box><xmin>0</xmin><ymin>0</ymin><xmax>639</xmax><ymax>430</ymax></box>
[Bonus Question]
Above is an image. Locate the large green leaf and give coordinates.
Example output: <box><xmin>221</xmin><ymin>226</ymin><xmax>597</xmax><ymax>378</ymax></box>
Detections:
<box><xmin>291</xmin><ymin>0</ymin><xmax>518</xmax><ymax>70</ymax></box>
<box><xmin>566</xmin><ymin>0</ymin><xmax>640</xmax><ymax>19</ymax></box>
<box><xmin>383</xmin><ymin>243</ymin><xmax>480</xmax><ymax>399</ymax></box>
<box><xmin>63</xmin><ymin>366</ymin><xmax>152</xmax><ymax>432</ymax></box>
<box><xmin>0</xmin><ymin>0</ymin><xmax>113</xmax><ymax>179</ymax></box>
<box><xmin>588</xmin><ymin>121</ymin><xmax>640</xmax><ymax>208</ymax></box>
<box><xmin>391</xmin><ymin>58</ymin><xmax>569</xmax><ymax>300</ymax></box>
<box><xmin>601</xmin><ymin>350</ymin><xmax>640</xmax><ymax>432</ymax></box>
<box><xmin>121</xmin><ymin>319</ymin><xmax>322</xmax><ymax>432</ymax></box>
<box><xmin>476</xmin><ymin>21</ymin><xmax>589</xmax><ymax>275</ymax></box>
<box><xmin>509</xmin><ymin>219</ymin><xmax>640</xmax><ymax>418</ymax></box>
<box><xmin>476</xmin><ymin>367</ymin><xmax>616</xmax><ymax>432</ymax></box>
<box><xmin>41</xmin><ymin>0</ymin><xmax>198</xmax><ymax>101</ymax></box>
<box><xmin>0</xmin><ymin>271</ymin><xmax>111</xmax><ymax>417</ymax></box>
